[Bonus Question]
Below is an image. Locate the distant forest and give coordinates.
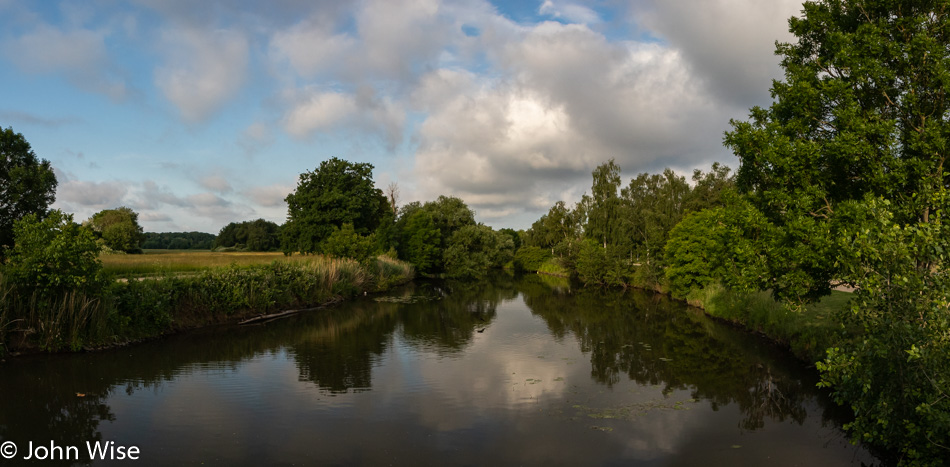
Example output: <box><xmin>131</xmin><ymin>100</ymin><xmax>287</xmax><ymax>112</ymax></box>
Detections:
<box><xmin>142</xmin><ymin>231</ymin><xmax>215</xmax><ymax>250</ymax></box>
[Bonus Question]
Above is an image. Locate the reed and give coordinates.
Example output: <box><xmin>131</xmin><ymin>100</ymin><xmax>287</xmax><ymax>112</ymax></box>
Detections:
<box><xmin>2</xmin><ymin>254</ymin><xmax>415</xmax><ymax>353</ymax></box>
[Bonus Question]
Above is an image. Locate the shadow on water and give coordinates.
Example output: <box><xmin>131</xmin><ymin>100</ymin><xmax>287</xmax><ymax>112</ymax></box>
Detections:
<box><xmin>0</xmin><ymin>273</ymin><xmax>879</xmax><ymax>465</ymax></box>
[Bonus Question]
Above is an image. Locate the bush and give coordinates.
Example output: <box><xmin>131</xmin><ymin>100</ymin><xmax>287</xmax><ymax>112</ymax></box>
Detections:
<box><xmin>321</xmin><ymin>223</ymin><xmax>377</xmax><ymax>262</ymax></box>
<box><xmin>512</xmin><ymin>245</ymin><xmax>552</xmax><ymax>272</ymax></box>
<box><xmin>4</xmin><ymin>210</ymin><xmax>105</xmax><ymax>296</ymax></box>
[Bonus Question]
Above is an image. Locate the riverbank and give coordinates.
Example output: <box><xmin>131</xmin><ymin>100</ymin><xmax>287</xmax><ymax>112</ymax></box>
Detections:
<box><xmin>678</xmin><ymin>282</ymin><xmax>850</xmax><ymax>365</ymax></box>
<box><xmin>0</xmin><ymin>255</ymin><xmax>414</xmax><ymax>356</ymax></box>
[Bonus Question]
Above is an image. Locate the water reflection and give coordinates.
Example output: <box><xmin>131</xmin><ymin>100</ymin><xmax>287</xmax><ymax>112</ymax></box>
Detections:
<box><xmin>0</xmin><ymin>274</ymin><xmax>879</xmax><ymax>465</ymax></box>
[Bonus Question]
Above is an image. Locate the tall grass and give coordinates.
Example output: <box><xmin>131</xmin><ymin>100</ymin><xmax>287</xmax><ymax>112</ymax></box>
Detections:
<box><xmin>536</xmin><ymin>258</ymin><xmax>570</xmax><ymax>278</ymax></box>
<box><xmin>0</xmin><ymin>274</ymin><xmax>109</xmax><ymax>352</ymax></box>
<box><xmin>2</xmin><ymin>255</ymin><xmax>414</xmax><ymax>353</ymax></box>
<box><xmin>687</xmin><ymin>282</ymin><xmax>850</xmax><ymax>363</ymax></box>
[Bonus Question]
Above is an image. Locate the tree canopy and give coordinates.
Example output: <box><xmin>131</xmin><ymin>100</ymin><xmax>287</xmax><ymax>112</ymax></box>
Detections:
<box><xmin>86</xmin><ymin>207</ymin><xmax>145</xmax><ymax>253</ymax></box>
<box><xmin>215</xmin><ymin>219</ymin><xmax>280</xmax><ymax>251</ymax></box>
<box><xmin>725</xmin><ymin>1</ymin><xmax>950</xmax><ymax>460</ymax></box>
<box><xmin>282</xmin><ymin>157</ymin><xmax>387</xmax><ymax>255</ymax></box>
<box><xmin>0</xmin><ymin>127</ymin><xmax>57</xmax><ymax>254</ymax></box>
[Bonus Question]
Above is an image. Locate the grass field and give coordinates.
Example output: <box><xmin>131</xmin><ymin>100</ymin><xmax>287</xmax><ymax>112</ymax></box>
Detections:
<box><xmin>100</xmin><ymin>250</ymin><xmax>314</xmax><ymax>277</ymax></box>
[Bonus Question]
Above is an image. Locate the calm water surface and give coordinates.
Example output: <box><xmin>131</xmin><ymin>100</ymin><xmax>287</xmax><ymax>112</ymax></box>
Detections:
<box><xmin>0</xmin><ymin>274</ymin><xmax>879</xmax><ymax>466</ymax></box>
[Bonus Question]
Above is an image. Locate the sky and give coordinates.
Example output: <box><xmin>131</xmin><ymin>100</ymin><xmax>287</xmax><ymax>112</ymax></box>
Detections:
<box><xmin>0</xmin><ymin>0</ymin><xmax>805</xmax><ymax>234</ymax></box>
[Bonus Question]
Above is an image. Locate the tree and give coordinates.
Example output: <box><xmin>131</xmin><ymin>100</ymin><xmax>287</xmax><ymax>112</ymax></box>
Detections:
<box><xmin>215</xmin><ymin>219</ymin><xmax>280</xmax><ymax>251</ymax></box>
<box><xmin>4</xmin><ymin>210</ymin><xmax>103</xmax><ymax>296</ymax></box>
<box><xmin>724</xmin><ymin>0</ymin><xmax>950</xmax><ymax>302</ymax></box>
<box><xmin>586</xmin><ymin>159</ymin><xmax>622</xmax><ymax>249</ymax></box>
<box><xmin>725</xmin><ymin>1</ymin><xmax>950</xmax><ymax>460</ymax></box>
<box><xmin>664</xmin><ymin>198</ymin><xmax>771</xmax><ymax>297</ymax></box>
<box><xmin>142</xmin><ymin>232</ymin><xmax>215</xmax><ymax>249</ymax></box>
<box><xmin>619</xmin><ymin>169</ymin><xmax>691</xmax><ymax>266</ymax></box>
<box><xmin>282</xmin><ymin>157</ymin><xmax>388</xmax><ymax>255</ymax></box>
<box><xmin>398</xmin><ymin>209</ymin><xmax>441</xmax><ymax>273</ymax></box>
<box><xmin>443</xmin><ymin>224</ymin><xmax>513</xmax><ymax>279</ymax></box>
<box><xmin>86</xmin><ymin>207</ymin><xmax>145</xmax><ymax>253</ymax></box>
<box><xmin>0</xmin><ymin>127</ymin><xmax>57</xmax><ymax>254</ymax></box>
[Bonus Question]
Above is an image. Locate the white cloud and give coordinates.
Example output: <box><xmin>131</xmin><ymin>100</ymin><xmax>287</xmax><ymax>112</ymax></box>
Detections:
<box><xmin>282</xmin><ymin>87</ymin><xmax>405</xmax><ymax>147</ymax></box>
<box><xmin>411</xmin><ymin>20</ymin><xmax>723</xmax><ymax>223</ymax></box>
<box><xmin>634</xmin><ymin>0</ymin><xmax>802</xmax><ymax>108</ymax></box>
<box><xmin>270</xmin><ymin>20</ymin><xmax>356</xmax><ymax>78</ymax></box>
<box><xmin>155</xmin><ymin>27</ymin><xmax>249</xmax><ymax>122</ymax></box>
<box><xmin>55</xmin><ymin>178</ymin><xmax>129</xmax><ymax>212</ymax></box>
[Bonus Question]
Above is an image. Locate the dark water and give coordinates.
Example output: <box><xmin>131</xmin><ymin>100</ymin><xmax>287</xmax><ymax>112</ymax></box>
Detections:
<box><xmin>0</xmin><ymin>274</ymin><xmax>879</xmax><ymax>466</ymax></box>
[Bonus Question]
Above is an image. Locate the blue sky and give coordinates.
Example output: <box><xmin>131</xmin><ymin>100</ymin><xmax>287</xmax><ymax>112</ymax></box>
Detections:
<box><xmin>0</xmin><ymin>0</ymin><xmax>804</xmax><ymax>233</ymax></box>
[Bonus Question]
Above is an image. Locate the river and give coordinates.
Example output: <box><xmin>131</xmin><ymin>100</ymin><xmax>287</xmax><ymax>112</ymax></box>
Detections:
<box><xmin>0</xmin><ymin>274</ymin><xmax>879</xmax><ymax>466</ymax></box>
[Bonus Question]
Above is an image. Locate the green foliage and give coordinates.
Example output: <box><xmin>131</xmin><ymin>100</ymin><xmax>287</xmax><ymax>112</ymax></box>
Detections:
<box><xmin>282</xmin><ymin>157</ymin><xmax>387</xmax><ymax>254</ymax></box>
<box><xmin>321</xmin><ymin>223</ymin><xmax>377</xmax><ymax>262</ymax></box>
<box><xmin>398</xmin><ymin>209</ymin><xmax>441</xmax><ymax>273</ymax></box>
<box><xmin>512</xmin><ymin>245</ymin><xmax>552</xmax><ymax>272</ymax></box>
<box><xmin>524</xmin><ymin>201</ymin><xmax>581</xmax><ymax>251</ymax></box>
<box><xmin>142</xmin><ymin>232</ymin><xmax>215</xmax><ymax>250</ymax></box>
<box><xmin>586</xmin><ymin>159</ymin><xmax>623</xmax><ymax>249</ymax></box>
<box><xmin>0</xmin><ymin>126</ymin><xmax>57</xmax><ymax>254</ymax></box>
<box><xmin>536</xmin><ymin>258</ymin><xmax>570</xmax><ymax>278</ymax></box>
<box><xmin>423</xmin><ymin>195</ymin><xmax>476</xmax><ymax>249</ymax></box>
<box><xmin>724</xmin><ymin>0</ymin><xmax>950</xmax><ymax>303</ymax></box>
<box><xmin>619</xmin><ymin>169</ymin><xmax>691</xmax><ymax>267</ymax></box>
<box><xmin>498</xmin><ymin>228</ymin><xmax>522</xmax><ymax>250</ymax></box>
<box><xmin>87</xmin><ymin>206</ymin><xmax>146</xmax><ymax>253</ymax></box>
<box><xmin>215</xmin><ymin>219</ymin><xmax>280</xmax><ymax>251</ymax></box>
<box><xmin>817</xmin><ymin>197</ymin><xmax>950</xmax><ymax>463</ymax></box>
<box><xmin>664</xmin><ymin>198</ymin><xmax>771</xmax><ymax>298</ymax></box>
<box><xmin>443</xmin><ymin>224</ymin><xmax>513</xmax><ymax>279</ymax></box>
<box><xmin>4</xmin><ymin>210</ymin><xmax>104</xmax><ymax>296</ymax></box>
<box><xmin>684</xmin><ymin>162</ymin><xmax>735</xmax><ymax>212</ymax></box>
<box><xmin>575</xmin><ymin>239</ymin><xmax>632</xmax><ymax>288</ymax></box>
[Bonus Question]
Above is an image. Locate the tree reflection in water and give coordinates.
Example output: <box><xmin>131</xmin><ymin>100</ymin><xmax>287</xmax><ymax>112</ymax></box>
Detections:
<box><xmin>0</xmin><ymin>273</ymin><xmax>864</xmax><ymax>465</ymax></box>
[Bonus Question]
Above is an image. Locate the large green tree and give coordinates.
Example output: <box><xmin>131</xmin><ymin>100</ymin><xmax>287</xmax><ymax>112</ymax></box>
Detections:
<box><xmin>86</xmin><ymin>207</ymin><xmax>146</xmax><ymax>253</ymax></box>
<box><xmin>725</xmin><ymin>0</ymin><xmax>950</xmax><ymax>302</ymax></box>
<box><xmin>0</xmin><ymin>127</ymin><xmax>57</xmax><ymax>254</ymax></box>
<box><xmin>282</xmin><ymin>157</ymin><xmax>387</xmax><ymax>255</ymax></box>
<box><xmin>726</xmin><ymin>0</ymin><xmax>950</xmax><ymax>461</ymax></box>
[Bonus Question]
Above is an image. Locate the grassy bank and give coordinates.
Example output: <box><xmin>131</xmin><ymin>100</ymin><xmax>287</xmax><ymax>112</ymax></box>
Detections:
<box><xmin>677</xmin><ymin>282</ymin><xmax>850</xmax><ymax>364</ymax></box>
<box><xmin>0</xmin><ymin>254</ymin><xmax>414</xmax><ymax>354</ymax></box>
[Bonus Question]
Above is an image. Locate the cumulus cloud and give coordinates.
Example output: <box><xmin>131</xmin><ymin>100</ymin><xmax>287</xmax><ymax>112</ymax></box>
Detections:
<box><xmin>270</xmin><ymin>20</ymin><xmax>356</xmax><ymax>78</ymax></box>
<box><xmin>412</xmin><ymin>20</ymin><xmax>723</xmax><ymax>222</ymax></box>
<box><xmin>155</xmin><ymin>27</ymin><xmax>249</xmax><ymax>122</ymax></box>
<box><xmin>282</xmin><ymin>86</ymin><xmax>405</xmax><ymax>147</ymax></box>
<box><xmin>634</xmin><ymin>0</ymin><xmax>802</xmax><ymax>108</ymax></box>
<box><xmin>55</xmin><ymin>176</ymin><xmax>129</xmax><ymax>211</ymax></box>
<box><xmin>1</xmin><ymin>24</ymin><xmax>127</xmax><ymax>99</ymax></box>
